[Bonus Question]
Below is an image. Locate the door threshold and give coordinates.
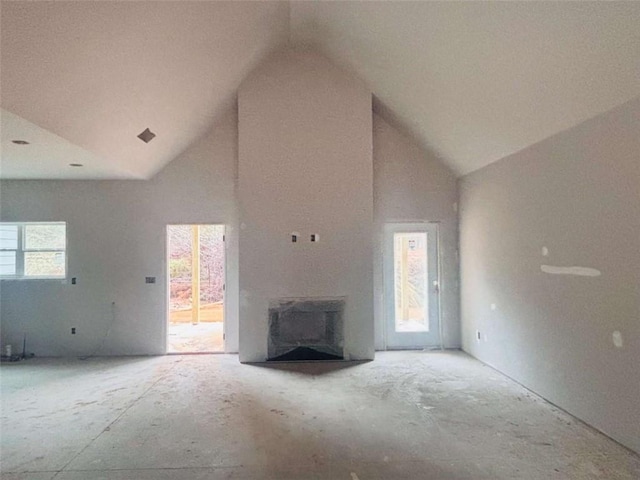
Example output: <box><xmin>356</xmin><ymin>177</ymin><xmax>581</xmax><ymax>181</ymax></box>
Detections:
<box><xmin>166</xmin><ymin>351</ymin><xmax>225</xmax><ymax>355</ymax></box>
<box><xmin>384</xmin><ymin>346</ymin><xmax>443</xmax><ymax>351</ymax></box>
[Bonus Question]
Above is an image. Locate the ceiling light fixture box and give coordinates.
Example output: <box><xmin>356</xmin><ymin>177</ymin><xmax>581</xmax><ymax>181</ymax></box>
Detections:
<box><xmin>137</xmin><ymin>128</ymin><xmax>156</xmax><ymax>143</ymax></box>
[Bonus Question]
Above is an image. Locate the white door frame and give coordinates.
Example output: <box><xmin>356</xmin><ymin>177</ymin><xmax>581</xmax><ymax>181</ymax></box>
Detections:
<box><xmin>165</xmin><ymin>224</ymin><xmax>226</xmax><ymax>353</ymax></box>
<box><xmin>383</xmin><ymin>222</ymin><xmax>441</xmax><ymax>350</ymax></box>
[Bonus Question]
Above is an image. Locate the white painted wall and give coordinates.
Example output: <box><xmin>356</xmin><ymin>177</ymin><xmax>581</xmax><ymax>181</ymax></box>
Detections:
<box><xmin>0</xmin><ymin>109</ymin><xmax>239</xmax><ymax>356</ymax></box>
<box><xmin>459</xmin><ymin>98</ymin><xmax>640</xmax><ymax>453</ymax></box>
<box><xmin>238</xmin><ymin>51</ymin><xmax>374</xmax><ymax>362</ymax></box>
<box><xmin>373</xmin><ymin>114</ymin><xmax>459</xmax><ymax>349</ymax></box>
<box><xmin>0</xmin><ymin>54</ymin><xmax>461</xmax><ymax>361</ymax></box>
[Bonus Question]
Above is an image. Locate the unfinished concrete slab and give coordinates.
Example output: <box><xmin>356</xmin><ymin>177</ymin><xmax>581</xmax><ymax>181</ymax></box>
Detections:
<box><xmin>167</xmin><ymin>322</ymin><xmax>224</xmax><ymax>353</ymax></box>
<box><xmin>1</xmin><ymin>351</ymin><xmax>638</xmax><ymax>479</ymax></box>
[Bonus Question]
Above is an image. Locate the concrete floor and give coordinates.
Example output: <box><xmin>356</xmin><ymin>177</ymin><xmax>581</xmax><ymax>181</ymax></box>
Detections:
<box><xmin>167</xmin><ymin>322</ymin><xmax>224</xmax><ymax>353</ymax></box>
<box><xmin>1</xmin><ymin>351</ymin><xmax>638</xmax><ymax>479</ymax></box>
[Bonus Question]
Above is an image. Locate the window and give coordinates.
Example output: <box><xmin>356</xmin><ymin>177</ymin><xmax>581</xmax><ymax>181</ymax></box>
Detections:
<box><xmin>0</xmin><ymin>223</ymin><xmax>66</xmax><ymax>279</ymax></box>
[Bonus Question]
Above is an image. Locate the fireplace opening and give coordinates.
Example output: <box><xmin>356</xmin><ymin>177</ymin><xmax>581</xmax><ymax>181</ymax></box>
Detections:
<box><xmin>267</xmin><ymin>297</ymin><xmax>345</xmax><ymax>361</ymax></box>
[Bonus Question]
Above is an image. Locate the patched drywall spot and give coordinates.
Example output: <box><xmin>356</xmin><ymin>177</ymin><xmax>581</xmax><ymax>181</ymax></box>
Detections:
<box><xmin>541</xmin><ymin>246</ymin><xmax>549</xmax><ymax>257</ymax></box>
<box><xmin>239</xmin><ymin>290</ymin><xmax>249</xmax><ymax>307</ymax></box>
<box><xmin>612</xmin><ymin>331</ymin><xmax>623</xmax><ymax>348</ymax></box>
<box><xmin>541</xmin><ymin>265</ymin><xmax>601</xmax><ymax>277</ymax></box>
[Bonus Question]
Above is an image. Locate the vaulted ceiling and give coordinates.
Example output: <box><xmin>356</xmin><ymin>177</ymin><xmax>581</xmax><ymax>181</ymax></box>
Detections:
<box><xmin>1</xmin><ymin>1</ymin><xmax>639</xmax><ymax>179</ymax></box>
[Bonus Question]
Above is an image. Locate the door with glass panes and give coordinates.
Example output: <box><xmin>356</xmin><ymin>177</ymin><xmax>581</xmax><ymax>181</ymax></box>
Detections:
<box><xmin>384</xmin><ymin>223</ymin><xmax>440</xmax><ymax>349</ymax></box>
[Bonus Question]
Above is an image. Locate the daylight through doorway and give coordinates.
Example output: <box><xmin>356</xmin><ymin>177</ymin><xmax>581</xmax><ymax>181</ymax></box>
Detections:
<box><xmin>384</xmin><ymin>223</ymin><xmax>440</xmax><ymax>349</ymax></box>
<box><xmin>167</xmin><ymin>225</ymin><xmax>224</xmax><ymax>353</ymax></box>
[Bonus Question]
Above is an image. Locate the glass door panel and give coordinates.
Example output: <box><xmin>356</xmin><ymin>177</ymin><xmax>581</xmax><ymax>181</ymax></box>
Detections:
<box><xmin>385</xmin><ymin>224</ymin><xmax>440</xmax><ymax>349</ymax></box>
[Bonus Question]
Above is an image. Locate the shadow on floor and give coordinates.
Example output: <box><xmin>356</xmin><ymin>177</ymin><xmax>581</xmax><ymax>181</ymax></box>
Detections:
<box><xmin>245</xmin><ymin>359</ymin><xmax>371</xmax><ymax>376</ymax></box>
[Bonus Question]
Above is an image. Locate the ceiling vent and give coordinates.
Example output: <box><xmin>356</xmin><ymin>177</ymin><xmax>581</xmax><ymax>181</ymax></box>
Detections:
<box><xmin>137</xmin><ymin>128</ymin><xmax>156</xmax><ymax>144</ymax></box>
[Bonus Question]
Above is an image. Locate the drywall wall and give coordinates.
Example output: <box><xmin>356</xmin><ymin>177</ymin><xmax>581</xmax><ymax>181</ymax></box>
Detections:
<box><xmin>238</xmin><ymin>50</ymin><xmax>373</xmax><ymax>362</ymax></box>
<box><xmin>0</xmin><ymin>109</ymin><xmax>239</xmax><ymax>356</ymax></box>
<box><xmin>459</xmin><ymin>98</ymin><xmax>640</xmax><ymax>453</ymax></box>
<box><xmin>373</xmin><ymin>114</ymin><xmax>459</xmax><ymax>349</ymax></box>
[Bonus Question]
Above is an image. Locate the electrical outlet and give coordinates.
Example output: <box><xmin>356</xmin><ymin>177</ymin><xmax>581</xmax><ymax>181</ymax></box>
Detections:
<box><xmin>71</xmin><ymin>277</ymin><xmax>77</xmax><ymax>285</ymax></box>
<box><xmin>71</xmin><ymin>327</ymin><xmax>76</xmax><ymax>334</ymax></box>
<box><xmin>145</xmin><ymin>277</ymin><xmax>156</xmax><ymax>284</ymax></box>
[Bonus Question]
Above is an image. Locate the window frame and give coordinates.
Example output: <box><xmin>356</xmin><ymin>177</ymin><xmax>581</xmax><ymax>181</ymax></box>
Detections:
<box><xmin>0</xmin><ymin>222</ymin><xmax>67</xmax><ymax>280</ymax></box>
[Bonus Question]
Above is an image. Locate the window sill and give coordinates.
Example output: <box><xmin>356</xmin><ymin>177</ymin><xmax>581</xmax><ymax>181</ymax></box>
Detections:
<box><xmin>0</xmin><ymin>277</ymin><xmax>67</xmax><ymax>282</ymax></box>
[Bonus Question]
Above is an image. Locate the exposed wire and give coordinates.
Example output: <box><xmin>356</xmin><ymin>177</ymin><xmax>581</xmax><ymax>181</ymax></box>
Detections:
<box><xmin>78</xmin><ymin>301</ymin><xmax>116</xmax><ymax>360</ymax></box>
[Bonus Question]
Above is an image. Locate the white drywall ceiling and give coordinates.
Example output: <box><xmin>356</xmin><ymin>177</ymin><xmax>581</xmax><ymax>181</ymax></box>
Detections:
<box><xmin>0</xmin><ymin>109</ymin><xmax>128</xmax><ymax>179</ymax></box>
<box><xmin>1</xmin><ymin>1</ymin><xmax>289</xmax><ymax>179</ymax></box>
<box><xmin>1</xmin><ymin>1</ymin><xmax>639</xmax><ymax>179</ymax></box>
<box><xmin>291</xmin><ymin>1</ymin><xmax>640</xmax><ymax>175</ymax></box>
